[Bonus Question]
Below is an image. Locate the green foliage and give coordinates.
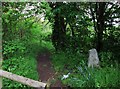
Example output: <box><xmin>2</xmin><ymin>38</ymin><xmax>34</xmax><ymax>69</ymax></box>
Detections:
<box><xmin>41</xmin><ymin>2</ymin><xmax>54</xmax><ymax>22</ymax></box>
<box><xmin>2</xmin><ymin>56</ymin><xmax>38</xmax><ymax>88</ymax></box>
<box><xmin>52</xmin><ymin>51</ymin><xmax>120</xmax><ymax>88</ymax></box>
<box><xmin>94</xmin><ymin>67</ymin><xmax>119</xmax><ymax>87</ymax></box>
<box><xmin>2</xmin><ymin>36</ymin><xmax>39</xmax><ymax>88</ymax></box>
<box><xmin>100</xmin><ymin>52</ymin><xmax>113</xmax><ymax>67</ymax></box>
<box><xmin>2</xmin><ymin>18</ymin><xmax>39</xmax><ymax>88</ymax></box>
<box><xmin>2</xmin><ymin>6</ymin><xmax>53</xmax><ymax>87</ymax></box>
<box><xmin>2</xmin><ymin>2</ymin><xmax>120</xmax><ymax>88</ymax></box>
<box><xmin>61</xmin><ymin>66</ymin><xmax>119</xmax><ymax>87</ymax></box>
<box><xmin>3</xmin><ymin>40</ymin><xmax>26</xmax><ymax>59</ymax></box>
<box><xmin>51</xmin><ymin>51</ymin><xmax>86</xmax><ymax>72</ymax></box>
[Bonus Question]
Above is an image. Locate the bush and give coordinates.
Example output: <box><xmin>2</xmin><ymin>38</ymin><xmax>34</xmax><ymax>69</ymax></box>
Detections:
<box><xmin>3</xmin><ymin>39</ymin><xmax>26</xmax><ymax>59</ymax></box>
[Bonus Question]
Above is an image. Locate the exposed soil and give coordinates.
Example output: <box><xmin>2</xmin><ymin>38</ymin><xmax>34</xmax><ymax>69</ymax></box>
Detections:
<box><xmin>36</xmin><ymin>50</ymin><xmax>68</xmax><ymax>89</ymax></box>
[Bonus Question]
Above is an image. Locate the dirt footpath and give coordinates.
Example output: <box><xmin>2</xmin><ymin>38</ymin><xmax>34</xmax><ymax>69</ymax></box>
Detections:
<box><xmin>36</xmin><ymin>50</ymin><xmax>68</xmax><ymax>89</ymax></box>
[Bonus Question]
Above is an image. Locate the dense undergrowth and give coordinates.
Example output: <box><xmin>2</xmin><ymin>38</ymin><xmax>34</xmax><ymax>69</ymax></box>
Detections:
<box><xmin>2</xmin><ymin>18</ymin><xmax>120</xmax><ymax>88</ymax></box>
<box><xmin>2</xmin><ymin>2</ymin><xmax>120</xmax><ymax>88</ymax></box>
<box><xmin>51</xmin><ymin>51</ymin><xmax>120</xmax><ymax>88</ymax></box>
<box><xmin>2</xmin><ymin>17</ymin><xmax>120</xmax><ymax>88</ymax></box>
<box><xmin>2</xmin><ymin>19</ymin><xmax>53</xmax><ymax>88</ymax></box>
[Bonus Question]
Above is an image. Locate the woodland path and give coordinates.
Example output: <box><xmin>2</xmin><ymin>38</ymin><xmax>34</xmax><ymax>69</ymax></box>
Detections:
<box><xmin>36</xmin><ymin>50</ymin><xmax>68</xmax><ymax>89</ymax></box>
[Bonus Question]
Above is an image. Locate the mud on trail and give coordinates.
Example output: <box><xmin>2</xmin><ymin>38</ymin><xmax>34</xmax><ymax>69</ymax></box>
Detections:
<box><xmin>36</xmin><ymin>50</ymin><xmax>68</xmax><ymax>89</ymax></box>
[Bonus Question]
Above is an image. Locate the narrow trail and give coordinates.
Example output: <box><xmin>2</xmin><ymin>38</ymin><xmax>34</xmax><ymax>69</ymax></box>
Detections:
<box><xmin>36</xmin><ymin>50</ymin><xmax>68</xmax><ymax>89</ymax></box>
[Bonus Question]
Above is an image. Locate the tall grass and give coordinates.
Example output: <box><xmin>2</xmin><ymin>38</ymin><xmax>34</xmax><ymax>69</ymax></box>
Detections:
<box><xmin>51</xmin><ymin>51</ymin><xmax>120</xmax><ymax>88</ymax></box>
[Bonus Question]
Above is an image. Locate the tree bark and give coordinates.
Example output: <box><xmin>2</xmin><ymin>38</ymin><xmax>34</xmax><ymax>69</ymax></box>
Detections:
<box><xmin>96</xmin><ymin>2</ymin><xmax>106</xmax><ymax>53</ymax></box>
<box><xmin>50</xmin><ymin>3</ymin><xmax>67</xmax><ymax>51</ymax></box>
<box><xmin>52</xmin><ymin>13</ymin><xmax>66</xmax><ymax>51</ymax></box>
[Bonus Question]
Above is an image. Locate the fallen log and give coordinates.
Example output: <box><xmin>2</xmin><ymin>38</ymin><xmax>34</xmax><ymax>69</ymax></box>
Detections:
<box><xmin>0</xmin><ymin>69</ymin><xmax>46</xmax><ymax>89</ymax></box>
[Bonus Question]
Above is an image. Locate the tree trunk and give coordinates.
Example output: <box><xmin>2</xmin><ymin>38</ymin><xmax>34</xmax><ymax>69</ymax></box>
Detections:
<box><xmin>52</xmin><ymin>13</ymin><xmax>66</xmax><ymax>51</ymax></box>
<box><xmin>49</xmin><ymin>3</ymin><xmax>67</xmax><ymax>51</ymax></box>
<box><xmin>96</xmin><ymin>2</ymin><xmax>106</xmax><ymax>53</ymax></box>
